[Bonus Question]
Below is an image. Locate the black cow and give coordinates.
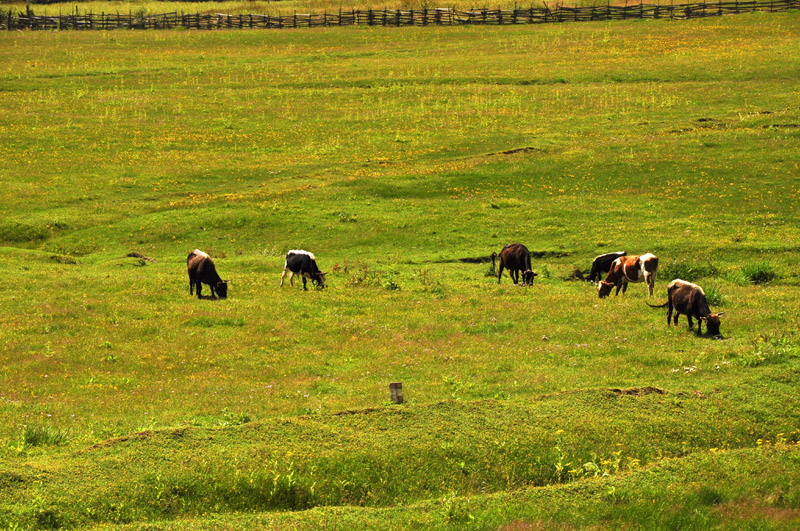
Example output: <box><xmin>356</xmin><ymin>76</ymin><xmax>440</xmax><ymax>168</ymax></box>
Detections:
<box><xmin>187</xmin><ymin>249</ymin><xmax>228</xmax><ymax>299</ymax></box>
<box><xmin>647</xmin><ymin>279</ymin><xmax>723</xmax><ymax>337</ymax></box>
<box><xmin>588</xmin><ymin>251</ymin><xmax>627</xmax><ymax>282</ymax></box>
<box><xmin>493</xmin><ymin>243</ymin><xmax>537</xmax><ymax>285</ymax></box>
<box><xmin>280</xmin><ymin>250</ymin><xmax>326</xmax><ymax>290</ymax></box>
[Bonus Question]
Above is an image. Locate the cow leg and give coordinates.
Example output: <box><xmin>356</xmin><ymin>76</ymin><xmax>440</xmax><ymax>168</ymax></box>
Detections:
<box><xmin>615</xmin><ymin>282</ymin><xmax>623</xmax><ymax>296</ymax></box>
<box><xmin>696</xmin><ymin>318</ymin><xmax>703</xmax><ymax>335</ymax></box>
<box><xmin>673</xmin><ymin>309</ymin><xmax>680</xmax><ymax>326</ymax></box>
<box><xmin>280</xmin><ymin>268</ymin><xmax>287</xmax><ymax>287</ymax></box>
<box><xmin>195</xmin><ymin>280</ymin><xmax>203</xmax><ymax>299</ymax></box>
<box><xmin>512</xmin><ymin>270</ymin><xmax>519</xmax><ymax>285</ymax></box>
<box><xmin>645</xmin><ymin>273</ymin><xmax>654</xmax><ymax>297</ymax></box>
<box><xmin>302</xmin><ymin>277</ymin><xmax>308</xmax><ymax>291</ymax></box>
<box><xmin>667</xmin><ymin>301</ymin><xmax>673</xmax><ymax>326</ymax></box>
<box><xmin>289</xmin><ymin>271</ymin><xmax>295</xmax><ymax>287</ymax></box>
<box><xmin>687</xmin><ymin>314</ymin><xmax>694</xmax><ymax>330</ymax></box>
<box><xmin>189</xmin><ymin>276</ymin><xmax>194</xmax><ymax>296</ymax></box>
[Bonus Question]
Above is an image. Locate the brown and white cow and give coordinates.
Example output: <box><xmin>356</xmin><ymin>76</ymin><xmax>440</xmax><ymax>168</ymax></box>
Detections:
<box><xmin>648</xmin><ymin>279</ymin><xmax>723</xmax><ymax>337</ymax></box>
<box><xmin>493</xmin><ymin>243</ymin><xmax>537</xmax><ymax>285</ymax></box>
<box><xmin>598</xmin><ymin>253</ymin><xmax>658</xmax><ymax>298</ymax></box>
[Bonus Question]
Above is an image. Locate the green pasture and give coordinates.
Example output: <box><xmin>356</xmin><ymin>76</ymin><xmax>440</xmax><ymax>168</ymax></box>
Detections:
<box><xmin>1</xmin><ymin>12</ymin><xmax>800</xmax><ymax>529</ymax></box>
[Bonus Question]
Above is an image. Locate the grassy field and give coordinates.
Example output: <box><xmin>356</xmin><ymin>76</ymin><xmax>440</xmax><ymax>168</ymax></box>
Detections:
<box><xmin>1</xmin><ymin>11</ymin><xmax>800</xmax><ymax>530</ymax></box>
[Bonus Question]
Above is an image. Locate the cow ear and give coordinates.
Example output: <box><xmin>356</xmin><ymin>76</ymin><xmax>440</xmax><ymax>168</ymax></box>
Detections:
<box><xmin>700</xmin><ymin>316</ymin><xmax>708</xmax><ymax>322</ymax></box>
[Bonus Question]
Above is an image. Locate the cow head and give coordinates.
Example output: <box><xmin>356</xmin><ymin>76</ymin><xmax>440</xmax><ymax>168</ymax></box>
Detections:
<box><xmin>312</xmin><ymin>272</ymin><xmax>327</xmax><ymax>289</ymax></box>
<box><xmin>598</xmin><ymin>281</ymin><xmax>615</xmax><ymax>298</ymax></box>
<box><xmin>522</xmin><ymin>270</ymin><xmax>538</xmax><ymax>285</ymax></box>
<box><xmin>701</xmin><ymin>312</ymin><xmax>723</xmax><ymax>337</ymax></box>
<box><xmin>216</xmin><ymin>281</ymin><xmax>228</xmax><ymax>299</ymax></box>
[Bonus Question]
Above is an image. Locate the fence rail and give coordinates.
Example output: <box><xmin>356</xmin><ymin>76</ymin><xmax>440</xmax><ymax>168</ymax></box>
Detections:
<box><xmin>2</xmin><ymin>0</ymin><xmax>798</xmax><ymax>30</ymax></box>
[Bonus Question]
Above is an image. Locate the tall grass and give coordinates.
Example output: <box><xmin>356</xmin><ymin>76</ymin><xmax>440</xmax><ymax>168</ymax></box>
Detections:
<box><xmin>22</xmin><ymin>425</ymin><xmax>69</xmax><ymax>447</ymax></box>
<box><xmin>741</xmin><ymin>262</ymin><xmax>778</xmax><ymax>285</ymax></box>
<box><xmin>659</xmin><ymin>259</ymin><xmax>719</xmax><ymax>282</ymax></box>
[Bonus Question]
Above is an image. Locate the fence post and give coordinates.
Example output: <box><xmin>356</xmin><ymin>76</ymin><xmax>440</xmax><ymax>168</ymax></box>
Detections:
<box><xmin>389</xmin><ymin>382</ymin><xmax>404</xmax><ymax>404</ymax></box>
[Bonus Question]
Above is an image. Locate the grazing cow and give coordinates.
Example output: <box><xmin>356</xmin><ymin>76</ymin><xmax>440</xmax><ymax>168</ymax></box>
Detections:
<box><xmin>598</xmin><ymin>253</ymin><xmax>658</xmax><ymax>298</ymax></box>
<box><xmin>648</xmin><ymin>279</ymin><xmax>723</xmax><ymax>337</ymax></box>
<box><xmin>280</xmin><ymin>250</ymin><xmax>326</xmax><ymax>290</ymax></box>
<box><xmin>588</xmin><ymin>251</ymin><xmax>627</xmax><ymax>282</ymax></box>
<box><xmin>187</xmin><ymin>249</ymin><xmax>228</xmax><ymax>299</ymax></box>
<box><xmin>492</xmin><ymin>243</ymin><xmax>537</xmax><ymax>285</ymax></box>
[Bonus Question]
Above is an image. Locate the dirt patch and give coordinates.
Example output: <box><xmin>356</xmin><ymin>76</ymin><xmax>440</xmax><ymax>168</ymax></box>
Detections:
<box><xmin>49</xmin><ymin>254</ymin><xmax>76</xmax><ymax>265</ymax></box>
<box><xmin>492</xmin><ymin>146</ymin><xmax>544</xmax><ymax>156</ymax></box>
<box><xmin>84</xmin><ymin>428</ymin><xmax>188</xmax><ymax>452</ymax></box>
<box><xmin>500</xmin><ymin>521</ymin><xmax>576</xmax><ymax>531</ymax></box>
<box><xmin>126</xmin><ymin>252</ymin><xmax>156</xmax><ymax>262</ymax></box>
<box><xmin>562</xmin><ymin>267</ymin><xmax>586</xmax><ymax>281</ymax></box>
<box><xmin>711</xmin><ymin>499</ymin><xmax>800</xmax><ymax>523</ymax></box>
<box><xmin>609</xmin><ymin>386</ymin><xmax>664</xmax><ymax>396</ymax></box>
<box><xmin>458</xmin><ymin>256</ymin><xmax>493</xmax><ymax>264</ymax></box>
<box><xmin>0</xmin><ymin>470</ymin><xmax>26</xmax><ymax>489</ymax></box>
<box><xmin>759</xmin><ymin>123</ymin><xmax>800</xmax><ymax>129</ymax></box>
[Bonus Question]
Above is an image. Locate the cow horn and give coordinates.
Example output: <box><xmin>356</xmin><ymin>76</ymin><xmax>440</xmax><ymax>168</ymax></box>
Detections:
<box><xmin>716</xmin><ymin>312</ymin><xmax>724</xmax><ymax>316</ymax></box>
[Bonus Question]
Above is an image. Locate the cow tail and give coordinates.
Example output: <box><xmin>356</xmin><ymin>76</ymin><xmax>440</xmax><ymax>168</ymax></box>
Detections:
<box><xmin>491</xmin><ymin>252</ymin><xmax>497</xmax><ymax>272</ymax></box>
<box><xmin>646</xmin><ymin>301</ymin><xmax>669</xmax><ymax>309</ymax></box>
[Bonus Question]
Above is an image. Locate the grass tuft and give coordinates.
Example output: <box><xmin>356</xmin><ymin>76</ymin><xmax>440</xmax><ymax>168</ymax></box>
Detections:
<box><xmin>660</xmin><ymin>259</ymin><xmax>718</xmax><ymax>282</ymax></box>
<box><xmin>696</xmin><ymin>485</ymin><xmax>726</xmax><ymax>506</ymax></box>
<box><xmin>23</xmin><ymin>425</ymin><xmax>68</xmax><ymax>447</ymax></box>
<box><xmin>741</xmin><ymin>263</ymin><xmax>778</xmax><ymax>285</ymax></box>
<box><xmin>702</xmin><ymin>283</ymin><xmax>725</xmax><ymax>306</ymax></box>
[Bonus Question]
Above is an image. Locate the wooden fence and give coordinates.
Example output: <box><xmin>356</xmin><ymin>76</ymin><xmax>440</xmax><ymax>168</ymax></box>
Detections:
<box><xmin>2</xmin><ymin>0</ymin><xmax>798</xmax><ymax>30</ymax></box>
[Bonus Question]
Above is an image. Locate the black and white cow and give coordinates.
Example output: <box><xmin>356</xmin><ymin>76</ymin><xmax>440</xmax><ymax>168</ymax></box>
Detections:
<box><xmin>588</xmin><ymin>251</ymin><xmax>627</xmax><ymax>282</ymax></box>
<box><xmin>280</xmin><ymin>250</ymin><xmax>326</xmax><ymax>290</ymax></box>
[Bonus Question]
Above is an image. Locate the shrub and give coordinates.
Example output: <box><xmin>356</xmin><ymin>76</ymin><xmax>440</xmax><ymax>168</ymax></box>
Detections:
<box><xmin>382</xmin><ymin>271</ymin><xmax>401</xmax><ymax>291</ymax></box>
<box><xmin>484</xmin><ymin>260</ymin><xmax>497</xmax><ymax>278</ymax></box>
<box><xmin>741</xmin><ymin>263</ymin><xmax>777</xmax><ymax>285</ymax></box>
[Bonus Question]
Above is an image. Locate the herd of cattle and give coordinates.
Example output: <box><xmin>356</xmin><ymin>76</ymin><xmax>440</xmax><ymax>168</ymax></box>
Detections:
<box><xmin>186</xmin><ymin>244</ymin><xmax>724</xmax><ymax>338</ymax></box>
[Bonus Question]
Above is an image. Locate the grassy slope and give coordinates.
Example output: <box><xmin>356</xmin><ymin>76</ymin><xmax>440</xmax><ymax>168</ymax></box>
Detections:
<box><xmin>1</xmin><ymin>12</ymin><xmax>799</xmax><ymax>529</ymax></box>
